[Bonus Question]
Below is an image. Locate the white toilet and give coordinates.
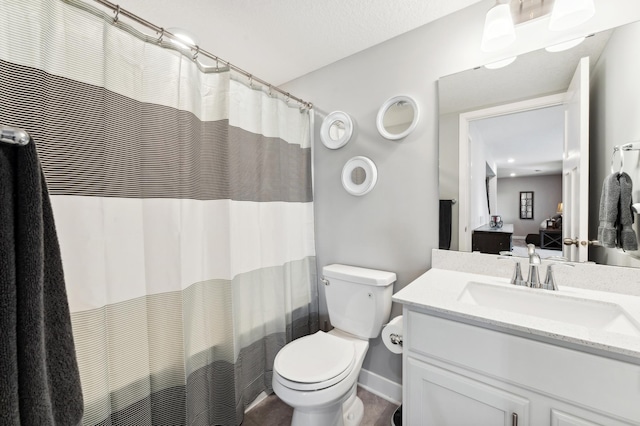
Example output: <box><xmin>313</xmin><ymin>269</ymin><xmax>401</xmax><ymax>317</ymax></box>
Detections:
<box><xmin>272</xmin><ymin>264</ymin><xmax>396</xmax><ymax>426</ymax></box>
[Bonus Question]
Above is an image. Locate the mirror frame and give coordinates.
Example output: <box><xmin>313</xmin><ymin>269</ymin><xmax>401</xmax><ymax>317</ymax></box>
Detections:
<box><xmin>341</xmin><ymin>156</ymin><xmax>378</xmax><ymax>196</ymax></box>
<box><xmin>376</xmin><ymin>95</ymin><xmax>420</xmax><ymax>140</ymax></box>
<box><xmin>320</xmin><ymin>111</ymin><xmax>354</xmax><ymax>149</ymax></box>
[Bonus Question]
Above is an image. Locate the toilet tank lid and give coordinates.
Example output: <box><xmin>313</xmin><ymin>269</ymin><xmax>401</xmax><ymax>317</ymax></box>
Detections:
<box><xmin>323</xmin><ymin>264</ymin><xmax>396</xmax><ymax>286</ymax></box>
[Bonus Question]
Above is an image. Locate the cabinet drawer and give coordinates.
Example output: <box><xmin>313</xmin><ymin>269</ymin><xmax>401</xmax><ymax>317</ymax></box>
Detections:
<box><xmin>405</xmin><ymin>310</ymin><xmax>640</xmax><ymax>423</ymax></box>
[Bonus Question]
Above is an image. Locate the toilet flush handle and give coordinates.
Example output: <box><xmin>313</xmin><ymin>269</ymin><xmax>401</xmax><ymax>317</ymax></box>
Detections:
<box><xmin>321</xmin><ymin>277</ymin><xmax>330</xmax><ymax>286</ymax></box>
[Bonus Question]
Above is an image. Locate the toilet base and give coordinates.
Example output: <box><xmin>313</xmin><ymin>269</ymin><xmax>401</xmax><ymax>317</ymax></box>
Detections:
<box><xmin>290</xmin><ymin>383</ymin><xmax>362</xmax><ymax>426</ymax></box>
<box><xmin>342</xmin><ymin>390</ymin><xmax>364</xmax><ymax>426</ymax></box>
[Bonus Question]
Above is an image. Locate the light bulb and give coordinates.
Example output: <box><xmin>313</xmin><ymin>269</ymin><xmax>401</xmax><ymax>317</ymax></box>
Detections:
<box><xmin>549</xmin><ymin>0</ymin><xmax>595</xmax><ymax>31</ymax></box>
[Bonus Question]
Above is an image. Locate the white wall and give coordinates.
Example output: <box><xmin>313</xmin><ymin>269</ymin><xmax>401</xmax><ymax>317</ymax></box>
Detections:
<box><xmin>283</xmin><ymin>0</ymin><xmax>640</xmax><ymax>387</ymax></box>
<box><xmin>497</xmin><ymin>175</ymin><xmax>562</xmax><ymax>237</ymax></box>
<box><xmin>469</xmin><ymin>126</ymin><xmax>497</xmax><ymax>231</ymax></box>
<box><xmin>590</xmin><ymin>20</ymin><xmax>640</xmax><ymax>267</ymax></box>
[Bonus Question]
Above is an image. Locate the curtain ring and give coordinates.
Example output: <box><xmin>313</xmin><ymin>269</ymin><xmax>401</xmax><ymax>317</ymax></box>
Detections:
<box><xmin>192</xmin><ymin>46</ymin><xmax>199</xmax><ymax>61</ymax></box>
<box><xmin>285</xmin><ymin>93</ymin><xmax>290</xmax><ymax>104</ymax></box>
<box><xmin>113</xmin><ymin>5</ymin><xmax>121</xmax><ymax>23</ymax></box>
<box><xmin>248</xmin><ymin>74</ymin><xmax>253</xmax><ymax>88</ymax></box>
<box><xmin>157</xmin><ymin>28</ymin><xmax>165</xmax><ymax>43</ymax></box>
<box><xmin>611</xmin><ymin>146</ymin><xmax>624</xmax><ymax>174</ymax></box>
<box><xmin>268</xmin><ymin>84</ymin><xmax>272</xmax><ymax>97</ymax></box>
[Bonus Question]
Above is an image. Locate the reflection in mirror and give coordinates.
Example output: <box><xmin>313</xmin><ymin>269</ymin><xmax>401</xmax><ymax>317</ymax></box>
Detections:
<box><xmin>377</xmin><ymin>95</ymin><xmax>419</xmax><ymax>140</ymax></box>
<box><xmin>329</xmin><ymin>120</ymin><xmax>346</xmax><ymax>141</ymax></box>
<box><xmin>351</xmin><ymin>166</ymin><xmax>366</xmax><ymax>185</ymax></box>
<box><xmin>439</xmin><ymin>20</ymin><xmax>640</xmax><ymax>268</ymax></box>
<box><xmin>342</xmin><ymin>156</ymin><xmax>378</xmax><ymax>196</ymax></box>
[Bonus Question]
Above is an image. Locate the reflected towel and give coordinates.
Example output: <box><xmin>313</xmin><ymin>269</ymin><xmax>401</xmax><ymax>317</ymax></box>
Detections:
<box><xmin>618</xmin><ymin>172</ymin><xmax>638</xmax><ymax>251</ymax></box>
<box><xmin>597</xmin><ymin>172</ymin><xmax>620</xmax><ymax>248</ymax></box>
<box><xmin>439</xmin><ymin>200</ymin><xmax>453</xmax><ymax>250</ymax></box>
<box><xmin>0</xmin><ymin>139</ymin><xmax>83</xmax><ymax>425</ymax></box>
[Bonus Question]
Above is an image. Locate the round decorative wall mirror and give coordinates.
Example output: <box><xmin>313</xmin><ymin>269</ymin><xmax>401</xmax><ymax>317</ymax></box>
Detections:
<box><xmin>376</xmin><ymin>95</ymin><xmax>419</xmax><ymax>140</ymax></box>
<box><xmin>341</xmin><ymin>156</ymin><xmax>378</xmax><ymax>196</ymax></box>
<box><xmin>320</xmin><ymin>111</ymin><xmax>354</xmax><ymax>149</ymax></box>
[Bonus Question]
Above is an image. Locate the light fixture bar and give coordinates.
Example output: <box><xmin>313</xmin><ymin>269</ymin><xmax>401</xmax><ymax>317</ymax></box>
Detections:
<box><xmin>510</xmin><ymin>0</ymin><xmax>556</xmax><ymax>25</ymax></box>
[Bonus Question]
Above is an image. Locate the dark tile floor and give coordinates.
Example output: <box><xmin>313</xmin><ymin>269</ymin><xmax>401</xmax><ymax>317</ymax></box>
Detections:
<box><xmin>242</xmin><ymin>386</ymin><xmax>398</xmax><ymax>426</ymax></box>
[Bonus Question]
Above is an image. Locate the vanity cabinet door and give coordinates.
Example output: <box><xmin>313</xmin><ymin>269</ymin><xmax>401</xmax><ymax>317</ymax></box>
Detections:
<box><xmin>406</xmin><ymin>356</ymin><xmax>529</xmax><ymax>426</ymax></box>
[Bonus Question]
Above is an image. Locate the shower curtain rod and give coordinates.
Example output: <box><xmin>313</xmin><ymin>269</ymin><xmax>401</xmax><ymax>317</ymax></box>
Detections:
<box><xmin>92</xmin><ymin>0</ymin><xmax>313</xmax><ymax>109</ymax></box>
<box><xmin>0</xmin><ymin>125</ymin><xmax>30</xmax><ymax>146</ymax></box>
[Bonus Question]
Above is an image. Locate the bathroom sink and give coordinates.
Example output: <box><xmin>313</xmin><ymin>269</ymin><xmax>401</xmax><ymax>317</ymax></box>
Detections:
<box><xmin>458</xmin><ymin>281</ymin><xmax>640</xmax><ymax>337</ymax></box>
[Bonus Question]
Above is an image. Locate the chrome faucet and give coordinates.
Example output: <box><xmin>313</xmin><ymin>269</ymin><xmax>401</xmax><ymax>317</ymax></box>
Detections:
<box><xmin>526</xmin><ymin>244</ymin><xmax>542</xmax><ymax>288</ymax></box>
<box><xmin>499</xmin><ymin>246</ymin><xmax>570</xmax><ymax>290</ymax></box>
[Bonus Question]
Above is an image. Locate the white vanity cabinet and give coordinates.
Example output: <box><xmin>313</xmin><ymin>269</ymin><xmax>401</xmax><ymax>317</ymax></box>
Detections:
<box><xmin>402</xmin><ymin>309</ymin><xmax>640</xmax><ymax>426</ymax></box>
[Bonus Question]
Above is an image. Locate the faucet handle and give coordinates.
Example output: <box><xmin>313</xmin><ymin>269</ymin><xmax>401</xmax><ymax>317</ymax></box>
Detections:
<box><xmin>542</xmin><ymin>262</ymin><xmax>575</xmax><ymax>291</ymax></box>
<box><xmin>498</xmin><ymin>256</ymin><xmax>525</xmax><ymax>286</ymax></box>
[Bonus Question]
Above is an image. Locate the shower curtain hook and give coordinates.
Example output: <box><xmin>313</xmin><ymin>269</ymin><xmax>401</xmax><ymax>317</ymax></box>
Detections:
<box><xmin>157</xmin><ymin>28</ymin><xmax>165</xmax><ymax>43</ymax></box>
<box><xmin>268</xmin><ymin>84</ymin><xmax>273</xmax><ymax>97</ymax></box>
<box><xmin>285</xmin><ymin>93</ymin><xmax>290</xmax><ymax>104</ymax></box>
<box><xmin>248</xmin><ymin>74</ymin><xmax>253</xmax><ymax>88</ymax></box>
<box><xmin>113</xmin><ymin>5</ymin><xmax>121</xmax><ymax>23</ymax></box>
<box><xmin>192</xmin><ymin>46</ymin><xmax>199</xmax><ymax>61</ymax></box>
<box><xmin>215</xmin><ymin>57</ymin><xmax>220</xmax><ymax>71</ymax></box>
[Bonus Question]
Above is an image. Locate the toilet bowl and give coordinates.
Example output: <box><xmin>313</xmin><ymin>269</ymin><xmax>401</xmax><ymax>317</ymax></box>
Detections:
<box><xmin>272</xmin><ymin>329</ymin><xmax>368</xmax><ymax>426</ymax></box>
<box><xmin>272</xmin><ymin>264</ymin><xmax>396</xmax><ymax>426</ymax></box>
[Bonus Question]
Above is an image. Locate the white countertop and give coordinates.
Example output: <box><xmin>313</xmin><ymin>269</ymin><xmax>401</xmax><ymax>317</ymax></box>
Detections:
<box><xmin>393</xmin><ymin>268</ymin><xmax>640</xmax><ymax>362</ymax></box>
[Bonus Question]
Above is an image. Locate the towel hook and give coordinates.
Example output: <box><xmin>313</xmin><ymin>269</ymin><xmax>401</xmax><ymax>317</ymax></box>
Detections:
<box><xmin>611</xmin><ymin>146</ymin><xmax>624</xmax><ymax>174</ymax></box>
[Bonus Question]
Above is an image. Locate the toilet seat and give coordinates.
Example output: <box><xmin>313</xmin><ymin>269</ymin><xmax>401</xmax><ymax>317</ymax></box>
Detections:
<box><xmin>274</xmin><ymin>331</ymin><xmax>356</xmax><ymax>391</ymax></box>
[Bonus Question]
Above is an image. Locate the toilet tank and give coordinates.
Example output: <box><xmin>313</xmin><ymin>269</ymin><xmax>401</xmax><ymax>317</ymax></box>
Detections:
<box><xmin>322</xmin><ymin>264</ymin><xmax>396</xmax><ymax>339</ymax></box>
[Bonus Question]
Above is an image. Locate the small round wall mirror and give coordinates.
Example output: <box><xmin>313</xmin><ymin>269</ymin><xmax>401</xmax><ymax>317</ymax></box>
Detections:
<box><xmin>320</xmin><ymin>111</ymin><xmax>354</xmax><ymax>149</ymax></box>
<box><xmin>341</xmin><ymin>156</ymin><xmax>378</xmax><ymax>196</ymax></box>
<box><xmin>376</xmin><ymin>95</ymin><xmax>419</xmax><ymax>140</ymax></box>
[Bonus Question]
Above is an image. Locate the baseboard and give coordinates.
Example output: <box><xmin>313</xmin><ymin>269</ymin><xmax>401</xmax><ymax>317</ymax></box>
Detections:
<box><xmin>357</xmin><ymin>368</ymin><xmax>402</xmax><ymax>405</ymax></box>
<box><xmin>245</xmin><ymin>391</ymin><xmax>269</xmax><ymax>413</ymax></box>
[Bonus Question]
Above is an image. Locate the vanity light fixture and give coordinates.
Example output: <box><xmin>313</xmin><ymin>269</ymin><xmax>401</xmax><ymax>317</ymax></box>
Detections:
<box><xmin>545</xmin><ymin>36</ymin><xmax>587</xmax><ymax>52</ymax></box>
<box><xmin>548</xmin><ymin>0</ymin><xmax>595</xmax><ymax>32</ymax></box>
<box><xmin>481</xmin><ymin>0</ymin><xmax>516</xmax><ymax>52</ymax></box>
<box><xmin>484</xmin><ymin>56</ymin><xmax>517</xmax><ymax>69</ymax></box>
<box><xmin>481</xmin><ymin>0</ymin><xmax>595</xmax><ymax>52</ymax></box>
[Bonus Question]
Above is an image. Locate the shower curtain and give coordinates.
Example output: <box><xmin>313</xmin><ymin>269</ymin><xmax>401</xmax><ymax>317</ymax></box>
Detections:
<box><xmin>0</xmin><ymin>0</ymin><xmax>318</xmax><ymax>424</ymax></box>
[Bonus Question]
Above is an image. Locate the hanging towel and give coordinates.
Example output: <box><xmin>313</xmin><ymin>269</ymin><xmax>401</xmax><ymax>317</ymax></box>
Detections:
<box><xmin>439</xmin><ymin>200</ymin><xmax>453</xmax><ymax>250</ymax></box>
<box><xmin>0</xmin><ymin>139</ymin><xmax>83</xmax><ymax>425</ymax></box>
<box><xmin>597</xmin><ymin>172</ymin><xmax>620</xmax><ymax>248</ymax></box>
<box><xmin>618</xmin><ymin>172</ymin><xmax>638</xmax><ymax>251</ymax></box>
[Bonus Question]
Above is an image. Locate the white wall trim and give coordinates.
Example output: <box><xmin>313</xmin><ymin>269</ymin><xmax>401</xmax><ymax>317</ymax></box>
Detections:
<box><xmin>358</xmin><ymin>368</ymin><xmax>402</xmax><ymax>405</ymax></box>
<box><xmin>245</xmin><ymin>391</ymin><xmax>269</xmax><ymax>413</ymax></box>
<box><xmin>458</xmin><ymin>93</ymin><xmax>566</xmax><ymax>252</ymax></box>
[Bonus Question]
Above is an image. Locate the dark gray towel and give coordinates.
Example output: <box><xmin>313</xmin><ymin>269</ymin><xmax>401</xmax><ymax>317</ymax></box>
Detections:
<box><xmin>439</xmin><ymin>200</ymin><xmax>453</xmax><ymax>250</ymax></box>
<box><xmin>0</xmin><ymin>139</ymin><xmax>83</xmax><ymax>425</ymax></box>
<box><xmin>597</xmin><ymin>172</ymin><xmax>620</xmax><ymax>248</ymax></box>
<box><xmin>618</xmin><ymin>172</ymin><xmax>638</xmax><ymax>251</ymax></box>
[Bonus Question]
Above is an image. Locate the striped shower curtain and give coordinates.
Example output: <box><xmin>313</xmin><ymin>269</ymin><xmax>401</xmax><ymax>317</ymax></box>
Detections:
<box><xmin>0</xmin><ymin>0</ymin><xmax>318</xmax><ymax>424</ymax></box>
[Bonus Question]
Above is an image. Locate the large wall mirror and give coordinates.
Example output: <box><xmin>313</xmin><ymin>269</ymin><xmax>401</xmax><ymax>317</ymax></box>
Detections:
<box><xmin>439</xmin><ymin>19</ymin><xmax>640</xmax><ymax>268</ymax></box>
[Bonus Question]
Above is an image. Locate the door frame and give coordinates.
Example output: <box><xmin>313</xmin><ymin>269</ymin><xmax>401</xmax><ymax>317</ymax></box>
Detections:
<box><xmin>458</xmin><ymin>93</ymin><xmax>566</xmax><ymax>252</ymax></box>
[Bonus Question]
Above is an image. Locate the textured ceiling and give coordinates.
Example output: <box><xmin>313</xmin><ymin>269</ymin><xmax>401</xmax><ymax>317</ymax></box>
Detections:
<box><xmin>471</xmin><ymin>106</ymin><xmax>565</xmax><ymax>178</ymax></box>
<box><xmin>112</xmin><ymin>0</ymin><xmax>482</xmax><ymax>85</ymax></box>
